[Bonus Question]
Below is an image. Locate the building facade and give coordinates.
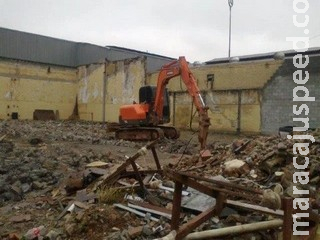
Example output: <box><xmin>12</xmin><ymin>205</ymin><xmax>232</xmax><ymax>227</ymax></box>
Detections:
<box><xmin>1</xmin><ymin>27</ymin><xmax>319</xmax><ymax>134</ymax></box>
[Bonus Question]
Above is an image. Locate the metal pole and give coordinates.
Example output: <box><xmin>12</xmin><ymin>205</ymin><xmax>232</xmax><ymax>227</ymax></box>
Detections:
<box><xmin>228</xmin><ymin>0</ymin><xmax>234</xmax><ymax>59</ymax></box>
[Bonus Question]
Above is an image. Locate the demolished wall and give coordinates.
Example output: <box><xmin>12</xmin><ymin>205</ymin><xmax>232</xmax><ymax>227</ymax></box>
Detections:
<box><xmin>77</xmin><ymin>57</ymin><xmax>146</xmax><ymax>122</ymax></box>
<box><xmin>147</xmin><ymin>59</ymin><xmax>283</xmax><ymax>133</ymax></box>
<box><xmin>0</xmin><ymin>59</ymin><xmax>77</xmax><ymax>120</ymax></box>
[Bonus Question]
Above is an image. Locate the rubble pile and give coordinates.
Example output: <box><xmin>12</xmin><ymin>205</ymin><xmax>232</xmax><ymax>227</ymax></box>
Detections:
<box><xmin>174</xmin><ymin>133</ymin><xmax>320</xmax><ymax>207</ymax></box>
<box><xmin>0</xmin><ymin>120</ymin><xmax>319</xmax><ymax>239</ymax></box>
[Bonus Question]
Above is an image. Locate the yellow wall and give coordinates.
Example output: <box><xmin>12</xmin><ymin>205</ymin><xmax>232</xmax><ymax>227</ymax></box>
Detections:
<box><xmin>147</xmin><ymin>60</ymin><xmax>282</xmax><ymax>133</ymax></box>
<box><xmin>147</xmin><ymin>60</ymin><xmax>283</xmax><ymax>91</ymax></box>
<box><xmin>0</xmin><ymin>57</ymin><xmax>281</xmax><ymax>134</ymax></box>
<box><xmin>0</xmin><ymin>60</ymin><xmax>77</xmax><ymax>120</ymax></box>
<box><xmin>77</xmin><ymin>57</ymin><xmax>145</xmax><ymax>122</ymax></box>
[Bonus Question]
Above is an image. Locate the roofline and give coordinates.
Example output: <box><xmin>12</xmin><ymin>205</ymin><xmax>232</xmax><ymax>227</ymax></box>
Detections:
<box><xmin>0</xmin><ymin>27</ymin><xmax>79</xmax><ymax>45</ymax></box>
<box><xmin>205</xmin><ymin>47</ymin><xmax>320</xmax><ymax>65</ymax></box>
<box><xmin>106</xmin><ymin>45</ymin><xmax>176</xmax><ymax>60</ymax></box>
<box><xmin>1</xmin><ymin>27</ymin><xmax>176</xmax><ymax>58</ymax></box>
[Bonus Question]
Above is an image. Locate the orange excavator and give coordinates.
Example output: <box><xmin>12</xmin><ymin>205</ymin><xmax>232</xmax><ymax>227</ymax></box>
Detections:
<box><xmin>115</xmin><ymin>56</ymin><xmax>210</xmax><ymax>150</ymax></box>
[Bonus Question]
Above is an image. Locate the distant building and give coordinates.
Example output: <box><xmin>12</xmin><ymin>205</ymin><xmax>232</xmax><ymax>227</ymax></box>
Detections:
<box><xmin>0</xmin><ymin>27</ymin><xmax>319</xmax><ymax>134</ymax></box>
<box><xmin>0</xmin><ymin>27</ymin><xmax>175</xmax><ymax>73</ymax></box>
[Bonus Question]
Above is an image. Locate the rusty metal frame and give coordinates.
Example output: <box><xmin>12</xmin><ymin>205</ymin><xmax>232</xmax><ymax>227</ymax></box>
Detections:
<box><xmin>165</xmin><ymin>169</ymin><xmax>304</xmax><ymax>240</ymax></box>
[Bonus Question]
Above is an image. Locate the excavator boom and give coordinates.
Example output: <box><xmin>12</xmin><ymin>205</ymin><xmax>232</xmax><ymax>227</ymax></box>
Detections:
<box><xmin>151</xmin><ymin>57</ymin><xmax>210</xmax><ymax>149</ymax></box>
<box><xmin>115</xmin><ymin>56</ymin><xmax>210</xmax><ymax>150</ymax></box>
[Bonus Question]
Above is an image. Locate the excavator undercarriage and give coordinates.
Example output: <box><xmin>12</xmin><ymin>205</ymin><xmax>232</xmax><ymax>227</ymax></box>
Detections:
<box><xmin>112</xmin><ymin>125</ymin><xmax>180</xmax><ymax>141</ymax></box>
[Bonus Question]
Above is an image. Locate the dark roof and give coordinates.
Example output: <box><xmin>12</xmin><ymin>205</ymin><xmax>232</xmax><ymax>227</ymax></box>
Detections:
<box><xmin>0</xmin><ymin>27</ymin><xmax>174</xmax><ymax>72</ymax></box>
<box><xmin>106</xmin><ymin>46</ymin><xmax>176</xmax><ymax>60</ymax></box>
<box><xmin>205</xmin><ymin>47</ymin><xmax>320</xmax><ymax>65</ymax></box>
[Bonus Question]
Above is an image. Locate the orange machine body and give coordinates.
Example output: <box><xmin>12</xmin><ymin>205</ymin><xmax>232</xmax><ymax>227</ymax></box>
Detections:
<box><xmin>119</xmin><ymin>103</ymin><xmax>149</xmax><ymax>122</ymax></box>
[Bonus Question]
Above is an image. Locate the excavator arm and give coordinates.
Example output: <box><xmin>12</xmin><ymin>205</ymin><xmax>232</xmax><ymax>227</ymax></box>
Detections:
<box><xmin>151</xmin><ymin>56</ymin><xmax>210</xmax><ymax>150</ymax></box>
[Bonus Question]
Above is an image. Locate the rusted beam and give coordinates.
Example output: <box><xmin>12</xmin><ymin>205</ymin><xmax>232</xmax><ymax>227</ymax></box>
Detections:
<box><xmin>177</xmin><ymin>206</ymin><xmax>216</xmax><ymax>240</ymax></box>
<box><xmin>176</xmin><ymin>193</ymin><xmax>226</xmax><ymax>240</ymax></box>
<box><xmin>282</xmin><ymin>197</ymin><xmax>293</xmax><ymax>240</ymax></box>
<box><xmin>171</xmin><ymin>181</ymin><xmax>183</xmax><ymax>231</ymax></box>
<box><xmin>165</xmin><ymin>170</ymin><xmax>218</xmax><ymax>198</ymax></box>
<box><xmin>165</xmin><ymin>170</ymin><xmax>256</xmax><ymax>200</ymax></box>
<box><xmin>173</xmin><ymin>170</ymin><xmax>262</xmax><ymax>195</ymax></box>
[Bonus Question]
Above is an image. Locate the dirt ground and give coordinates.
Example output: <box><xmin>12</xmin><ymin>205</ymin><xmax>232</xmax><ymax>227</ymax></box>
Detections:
<box><xmin>0</xmin><ymin>120</ymin><xmax>319</xmax><ymax>239</ymax></box>
<box><xmin>0</xmin><ymin>120</ymin><xmax>241</xmax><ymax>239</ymax></box>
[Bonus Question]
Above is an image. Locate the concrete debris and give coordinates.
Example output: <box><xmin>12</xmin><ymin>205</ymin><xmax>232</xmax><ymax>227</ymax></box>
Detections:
<box><xmin>223</xmin><ymin>159</ymin><xmax>250</xmax><ymax>177</ymax></box>
<box><xmin>0</xmin><ymin>120</ymin><xmax>319</xmax><ymax>239</ymax></box>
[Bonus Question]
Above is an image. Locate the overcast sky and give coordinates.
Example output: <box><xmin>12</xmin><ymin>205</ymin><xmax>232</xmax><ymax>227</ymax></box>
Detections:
<box><xmin>1</xmin><ymin>0</ymin><xmax>319</xmax><ymax>62</ymax></box>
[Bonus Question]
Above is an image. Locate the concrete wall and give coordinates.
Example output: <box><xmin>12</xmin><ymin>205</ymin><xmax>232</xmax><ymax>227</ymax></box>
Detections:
<box><xmin>78</xmin><ymin>57</ymin><xmax>146</xmax><ymax>122</ymax></box>
<box><xmin>0</xmin><ymin>59</ymin><xmax>77</xmax><ymax>120</ymax></box>
<box><xmin>147</xmin><ymin>59</ymin><xmax>282</xmax><ymax>133</ymax></box>
<box><xmin>0</xmin><ymin>57</ymin><xmax>146</xmax><ymax>122</ymax></box>
<box><xmin>261</xmin><ymin>56</ymin><xmax>320</xmax><ymax>134</ymax></box>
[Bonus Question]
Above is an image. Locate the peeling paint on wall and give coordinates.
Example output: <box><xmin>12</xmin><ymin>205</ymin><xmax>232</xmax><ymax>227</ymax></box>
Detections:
<box><xmin>0</xmin><ymin>59</ymin><xmax>77</xmax><ymax>119</ymax></box>
<box><xmin>79</xmin><ymin>68</ymin><xmax>89</xmax><ymax>103</ymax></box>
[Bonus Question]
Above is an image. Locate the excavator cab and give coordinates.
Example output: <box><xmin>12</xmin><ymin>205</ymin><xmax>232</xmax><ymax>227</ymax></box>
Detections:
<box><xmin>139</xmin><ymin>86</ymin><xmax>170</xmax><ymax>124</ymax></box>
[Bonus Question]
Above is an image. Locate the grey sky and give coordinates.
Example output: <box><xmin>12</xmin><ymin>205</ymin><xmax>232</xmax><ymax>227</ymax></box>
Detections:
<box><xmin>1</xmin><ymin>0</ymin><xmax>319</xmax><ymax>62</ymax></box>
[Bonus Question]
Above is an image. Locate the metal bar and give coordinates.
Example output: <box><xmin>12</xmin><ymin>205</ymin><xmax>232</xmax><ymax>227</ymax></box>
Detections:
<box><xmin>176</xmin><ymin>193</ymin><xmax>226</xmax><ymax>240</ymax></box>
<box><xmin>213</xmin><ymin>192</ymin><xmax>227</xmax><ymax>216</ymax></box>
<box><xmin>177</xmin><ymin>206</ymin><xmax>217</xmax><ymax>240</ymax></box>
<box><xmin>151</xmin><ymin>147</ymin><xmax>162</xmax><ymax>171</ymax></box>
<box><xmin>129</xmin><ymin>200</ymin><xmax>176</xmax><ymax>216</ymax></box>
<box><xmin>226</xmin><ymin>199</ymin><xmax>284</xmax><ymax>217</ymax></box>
<box><xmin>282</xmin><ymin>197</ymin><xmax>293</xmax><ymax>240</ymax></box>
<box><xmin>159</xmin><ymin>184</ymin><xmax>190</xmax><ymax>196</ymax></box>
<box><xmin>113</xmin><ymin>204</ymin><xmax>159</xmax><ymax>222</ymax></box>
<box><xmin>128</xmin><ymin>203</ymin><xmax>172</xmax><ymax>219</ymax></box>
<box><xmin>171</xmin><ymin>181</ymin><xmax>183</xmax><ymax>231</ymax></box>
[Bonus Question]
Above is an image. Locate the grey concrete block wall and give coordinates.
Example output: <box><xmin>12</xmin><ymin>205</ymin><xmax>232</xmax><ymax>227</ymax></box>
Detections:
<box><xmin>261</xmin><ymin>55</ymin><xmax>320</xmax><ymax>134</ymax></box>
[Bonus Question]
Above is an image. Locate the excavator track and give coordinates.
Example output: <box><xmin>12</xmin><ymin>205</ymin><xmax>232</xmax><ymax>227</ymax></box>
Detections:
<box><xmin>114</xmin><ymin>126</ymin><xmax>180</xmax><ymax>141</ymax></box>
<box><xmin>157</xmin><ymin>126</ymin><xmax>180</xmax><ymax>139</ymax></box>
<box><xmin>115</xmin><ymin>127</ymin><xmax>165</xmax><ymax>141</ymax></box>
